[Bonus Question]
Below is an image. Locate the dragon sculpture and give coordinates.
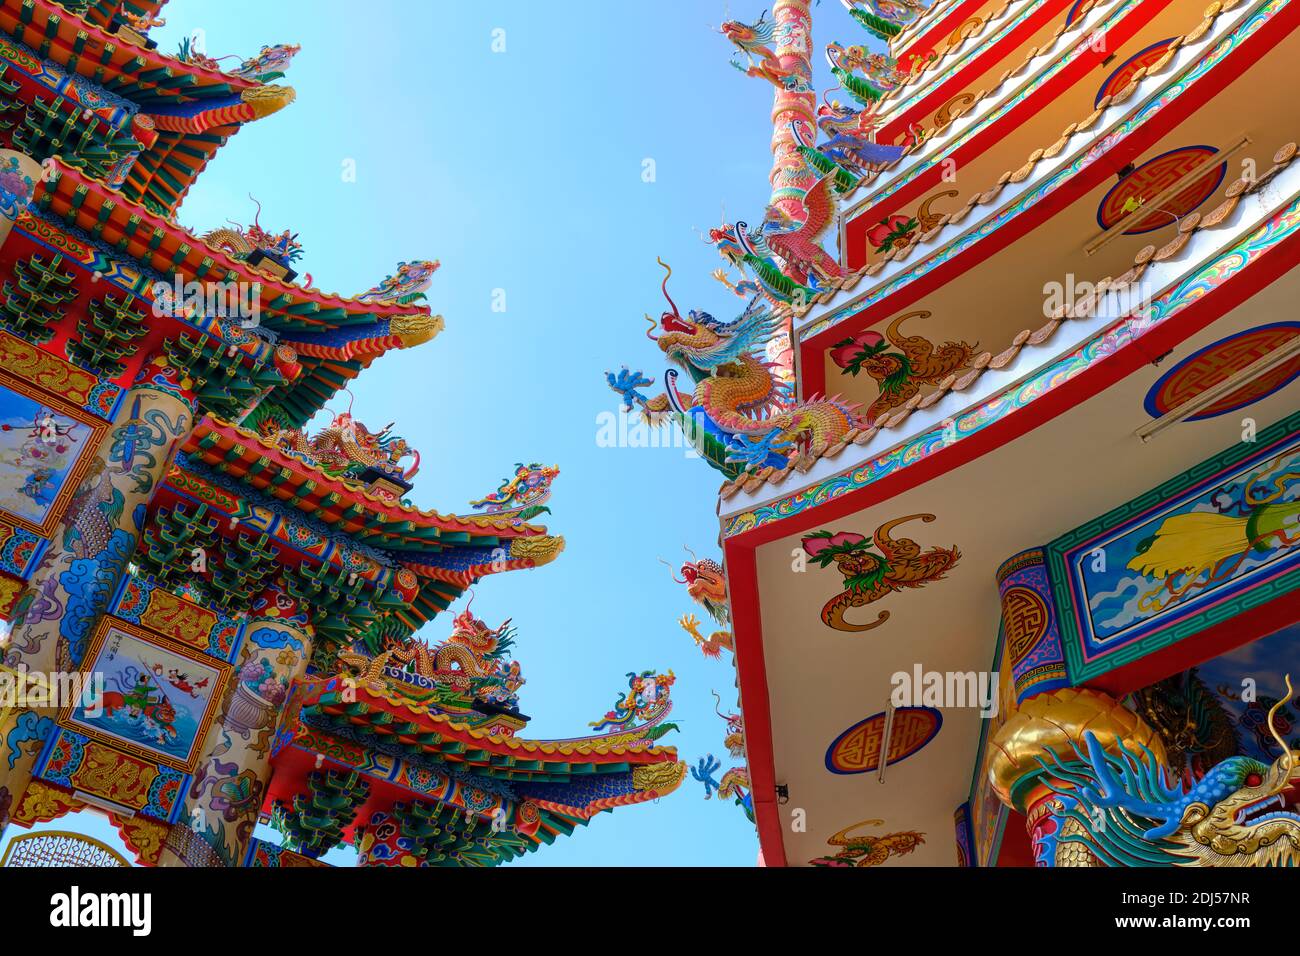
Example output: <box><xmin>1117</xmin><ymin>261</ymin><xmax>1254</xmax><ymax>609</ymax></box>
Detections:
<box><xmin>1133</xmin><ymin>668</ymin><xmax>1240</xmax><ymax>785</ymax></box>
<box><xmin>668</xmin><ymin>551</ymin><xmax>736</xmax><ymax>661</ymax></box>
<box><xmin>809</xmin><ymin>819</ymin><xmax>927</xmax><ymax>866</ymax></box>
<box><xmin>355</xmin><ymin>260</ymin><xmax>440</xmax><ymax>306</ymax></box>
<box><xmin>260</xmin><ymin>411</ymin><xmax>419</xmax><ymax>483</ymax></box>
<box><xmin>829</xmin><ymin>310</ymin><xmax>976</xmax><ymax>423</ymax></box>
<box><xmin>469</xmin><ymin>463</ymin><xmax>559</xmax><ymax>521</ymax></box>
<box><xmin>692</xmin><ymin>754</ymin><xmax>753</xmax><ymax>822</ymax></box>
<box><xmin>825</xmin><ymin>42</ymin><xmax>907</xmax><ymax>105</ymax></box>
<box><xmin>759</xmin><ymin>172</ymin><xmax>845</xmax><ymax>285</ymax></box>
<box><xmin>337</xmin><ymin>603</ymin><xmax>525</xmax><ymax>710</ymax></box>
<box><xmin>710</xmin><ymin>219</ymin><xmax>815</xmax><ymax>307</ymax></box>
<box><xmin>722</xmin><ymin>10</ymin><xmax>813</xmax><ymax>92</ymax></box>
<box><xmin>202</xmin><ymin>196</ymin><xmax>304</xmax><ymax>273</ymax></box>
<box><xmin>813</xmin><ymin>95</ymin><xmax>909</xmax><ymax>174</ymax></box>
<box><xmin>843</xmin><ymin>0</ymin><xmax>928</xmax><ymax>41</ymax></box>
<box><xmin>690</xmin><ymin>690</ymin><xmax>752</xmax><ymax>821</ymax></box>
<box><xmin>607</xmin><ymin>259</ymin><xmax>863</xmax><ymax>475</ymax></box>
<box><xmin>1036</xmin><ymin>680</ymin><xmax>1300</xmax><ymax>867</ymax></box>
<box><xmin>232</xmin><ymin>43</ymin><xmax>301</xmax><ymax>83</ymax></box>
<box><xmin>802</xmin><ymin>518</ymin><xmax>961</xmax><ymax>632</ymax></box>
<box><xmin>587</xmin><ymin>670</ymin><xmax>680</xmax><ymax>744</ymax></box>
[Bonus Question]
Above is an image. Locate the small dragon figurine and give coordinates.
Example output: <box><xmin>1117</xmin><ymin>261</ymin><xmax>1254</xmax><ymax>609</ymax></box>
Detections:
<box><xmin>469</xmin><ymin>463</ymin><xmax>559</xmax><ymax>520</ymax></box>
<box><xmin>609</xmin><ymin>259</ymin><xmax>863</xmax><ymax>476</ymax></box>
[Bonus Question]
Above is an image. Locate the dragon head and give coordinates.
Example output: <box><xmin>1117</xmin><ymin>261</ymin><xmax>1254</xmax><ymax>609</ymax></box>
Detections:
<box><xmin>720</xmin><ymin>11</ymin><xmax>773</xmax><ymax>52</ymax></box>
<box><xmin>680</xmin><ymin>556</ymin><xmax>728</xmax><ymax>615</ymax></box>
<box><xmin>1059</xmin><ymin>679</ymin><xmax>1300</xmax><ymax>867</ymax></box>
<box><xmin>1178</xmin><ymin>749</ymin><xmax>1300</xmax><ymax>864</ymax></box>
<box><xmin>646</xmin><ymin>259</ymin><xmax>779</xmax><ymax>375</ymax></box>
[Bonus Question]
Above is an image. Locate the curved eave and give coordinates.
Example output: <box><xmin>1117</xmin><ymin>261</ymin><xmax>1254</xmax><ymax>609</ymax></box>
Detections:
<box><xmin>792</xmin><ymin>0</ymin><xmax>1291</xmax><ymax>398</ymax></box>
<box><xmin>839</xmin><ymin>0</ymin><xmax>1170</xmax><ymax>251</ymax></box>
<box><xmin>303</xmin><ymin>679</ymin><xmax>679</xmax><ymax>769</ymax></box>
<box><xmin>183</xmin><ymin>417</ymin><xmax>553</xmax><ymax>548</ymax></box>
<box><xmin>890</xmin><ymin>0</ymin><xmax>983</xmax><ymax>61</ymax></box>
<box><xmin>875</xmin><ymin>0</ymin><xmax>1072</xmax><ymax>143</ymax></box>
<box><xmin>34</xmin><ymin>159</ymin><xmax>433</xmax><ymax>329</ymax></box>
<box><xmin>2</xmin><ymin>0</ymin><xmax>259</xmax><ymax>105</ymax></box>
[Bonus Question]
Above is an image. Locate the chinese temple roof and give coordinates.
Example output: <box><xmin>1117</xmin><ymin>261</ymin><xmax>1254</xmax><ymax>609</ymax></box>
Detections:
<box><xmin>174</xmin><ymin>416</ymin><xmax>565</xmax><ymax>629</ymax></box>
<box><xmin>183</xmin><ymin>417</ymin><xmax>557</xmax><ymax>548</ymax></box>
<box><xmin>30</xmin><ymin>158</ymin><xmax>442</xmax><ymax>424</ymax></box>
<box><xmin>0</xmin><ymin>0</ymin><xmax>297</xmax><ymax>214</ymax></box>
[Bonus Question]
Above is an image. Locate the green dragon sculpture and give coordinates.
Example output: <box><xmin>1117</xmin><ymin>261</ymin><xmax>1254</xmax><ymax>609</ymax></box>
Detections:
<box><xmin>1038</xmin><ymin>679</ymin><xmax>1300</xmax><ymax>867</ymax></box>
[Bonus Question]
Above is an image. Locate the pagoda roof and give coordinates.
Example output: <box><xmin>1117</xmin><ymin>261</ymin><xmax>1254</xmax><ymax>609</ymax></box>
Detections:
<box><xmin>2</xmin><ymin>0</ymin><xmax>261</xmax><ymax>106</ymax></box>
<box><xmin>182</xmin><ymin>417</ymin><xmax>555</xmax><ymax>549</ymax></box>
<box><xmin>32</xmin><ymin>158</ymin><xmax>441</xmax><ymax>422</ymax></box>
<box><xmin>0</xmin><ymin>0</ymin><xmax>296</xmax><ymax>213</ymax></box>
<box><xmin>297</xmin><ymin>678</ymin><xmax>683</xmax><ymax>799</ymax></box>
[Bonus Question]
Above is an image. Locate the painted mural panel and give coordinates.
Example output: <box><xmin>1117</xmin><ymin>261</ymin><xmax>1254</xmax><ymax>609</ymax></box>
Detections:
<box><xmin>58</xmin><ymin>618</ymin><xmax>231</xmax><ymax>774</ymax></box>
<box><xmin>0</xmin><ymin>376</ymin><xmax>98</xmax><ymax>535</ymax></box>
<box><xmin>1052</xmin><ymin>413</ymin><xmax>1300</xmax><ymax>679</ymax></box>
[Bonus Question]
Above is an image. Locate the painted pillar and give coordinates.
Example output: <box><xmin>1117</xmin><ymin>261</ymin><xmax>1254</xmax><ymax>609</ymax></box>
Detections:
<box><xmin>0</xmin><ymin>149</ymin><xmax>41</xmax><ymax>251</ymax></box>
<box><xmin>0</xmin><ymin>354</ymin><xmax>195</xmax><ymax>832</ymax></box>
<box><xmin>766</xmin><ymin>0</ymin><xmax>817</xmax><ymax>382</ymax></box>
<box><xmin>158</xmin><ymin>584</ymin><xmax>314</xmax><ymax>867</ymax></box>
<box><xmin>996</xmin><ymin>548</ymin><xmax>1070</xmax><ymax>705</ymax></box>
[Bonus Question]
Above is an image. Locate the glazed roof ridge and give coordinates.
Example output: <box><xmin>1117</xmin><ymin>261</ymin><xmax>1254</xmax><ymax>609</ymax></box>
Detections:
<box><xmin>8</xmin><ymin>0</ymin><xmax>270</xmax><ymax>99</ymax></box>
<box><xmin>41</xmin><ymin>159</ymin><xmax>435</xmax><ymax>320</ymax></box>
<box><xmin>192</xmin><ymin>416</ymin><xmax>552</xmax><ymax>538</ymax></box>
<box><xmin>845</xmin><ymin>0</ymin><xmax>1121</xmax><ymax>207</ymax></box>
<box><xmin>718</xmin><ymin>139</ymin><xmax>1300</xmax><ymax>501</ymax></box>
<box><xmin>782</xmin><ymin>0</ymin><xmax>1243</xmax><ymax>327</ymax></box>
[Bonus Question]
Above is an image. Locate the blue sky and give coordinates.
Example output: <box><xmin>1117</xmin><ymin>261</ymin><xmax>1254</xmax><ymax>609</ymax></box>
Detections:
<box><xmin>3</xmin><ymin>0</ymin><xmax>891</xmax><ymax>867</ymax></box>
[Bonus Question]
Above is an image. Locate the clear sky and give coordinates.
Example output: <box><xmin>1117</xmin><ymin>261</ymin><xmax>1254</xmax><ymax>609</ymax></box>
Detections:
<box><xmin>2</xmin><ymin>0</ymin><xmax>886</xmax><ymax>867</ymax></box>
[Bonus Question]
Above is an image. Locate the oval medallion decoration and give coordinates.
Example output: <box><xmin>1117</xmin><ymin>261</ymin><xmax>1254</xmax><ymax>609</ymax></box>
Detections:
<box><xmin>1144</xmin><ymin>323</ymin><xmax>1300</xmax><ymax>421</ymax></box>
<box><xmin>825</xmin><ymin>706</ymin><xmax>942</xmax><ymax>774</ymax></box>
<box><xmin>1097</xmin><ymin>146</ymin><xmax>1226</xmax><ymax>235</ymax></box>
<box><xmin>1095</xmin><ymin>39</ymin><xmax>1177</xmax><ymax>106</ymax></box>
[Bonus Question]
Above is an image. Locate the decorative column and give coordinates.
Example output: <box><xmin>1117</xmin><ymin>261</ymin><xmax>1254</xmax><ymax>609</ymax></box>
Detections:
<box><xmin>0</xmin><ymin>353</ymin><xmax>195</xmax><ymax>832</ymax></box>
<box><xmin>158</xmin><ymin>583</ymin><xmax>314</xmax><ymax>867</ymax></box>
<box><xmin>766</xmin><ymin>0</ymin><xmax>817</xmax><ymax>383</ymax></box>
<box><xmin>988</xmin><ymin>687</ymin><xmax>1167</xmax><ymax>866</ymax></box>
<box><xmin>0</xmin><ymin>149</ymin><xmax>41</xmax><ymax>252</ymax></box>
<box><xmin>996</xmin><ymin>548</ymin><xmax>1070</xmax><ymax>706</ymax></box>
